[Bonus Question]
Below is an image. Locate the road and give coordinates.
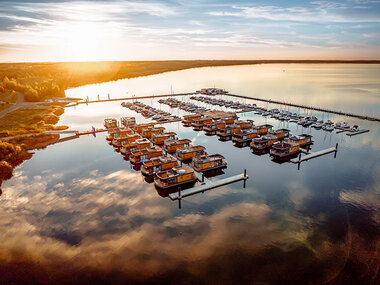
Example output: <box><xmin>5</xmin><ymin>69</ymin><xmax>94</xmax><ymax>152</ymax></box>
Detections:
<box><xmin>0</xmin><ymin>91</ymin><xmax>25</xmax><ymax>118</ymax></box>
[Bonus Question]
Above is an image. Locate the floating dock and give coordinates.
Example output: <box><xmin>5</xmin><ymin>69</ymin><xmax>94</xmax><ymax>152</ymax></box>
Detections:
<box><xmin>169</xmin><ymin>170</ymin><xmax>248</xmax><ymax>200</ymax></box>
<box><xmin>290</xmin><ymin>144</ymin><xmax>338</xmax><ymax>169</ymax></box>
<box><xmin>346</xmin><ymin>129</ymin><xmax>370</xmax><ymax>136</ymax></box>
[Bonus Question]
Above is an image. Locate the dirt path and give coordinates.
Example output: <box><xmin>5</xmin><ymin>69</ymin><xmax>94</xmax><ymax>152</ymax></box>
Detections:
<box><xmin>0</xmin><ymin>91</ymin><xmax>25</xmax><ymax>118</ymax></box>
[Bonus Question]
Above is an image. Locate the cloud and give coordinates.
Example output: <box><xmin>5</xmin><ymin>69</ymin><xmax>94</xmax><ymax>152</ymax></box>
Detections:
<box><xmin>363</xmin><ymin>33</ymin><xmax>380</xmax><ymax>37</ymax></box>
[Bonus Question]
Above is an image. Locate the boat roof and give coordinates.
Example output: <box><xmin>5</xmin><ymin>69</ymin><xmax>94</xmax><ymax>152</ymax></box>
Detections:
<box><xmin>255</xmin><ymin>124</ymin><xmax>273</xmax><ymax>129</ymax></box>
<box><xmin>192</xmin><ymin>154</ymin><xmax>224</xmax><ymax>163</ymax></box>
<box><xmin>272</xmin><ymin>142</ymin><xmax>298</xmax><ymax>149</ymax></box>
<box><xmin>177</xmin><ymin>145</ymin><xmax>206</xmax><ymax>153</ymax></box>
<box><xmin>156</xmin><ymin>166</ymin><xmax>193</xmax><ymax>179</ymax></box>
<box><xmin>143</xmin><ymin>156</ymin><xmax>177</xmax><ymax>166</ymax></box>
<box><xmin>164</xmin><ymin>139</ymin><xmax>192</xmax><ymax>146</ymax></box>
<box><xmin>274</xmin><ymin>128</ymin><xmax>290</xmax><ymax>132</ymax></box>
<box><xmin>131</xmin><ymin>146</ymin><xmax>162</xmax><ymax>156</ymax></box>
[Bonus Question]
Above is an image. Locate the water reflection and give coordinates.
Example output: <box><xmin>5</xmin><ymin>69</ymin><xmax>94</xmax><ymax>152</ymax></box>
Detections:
<box><xmin>1</xmin><ymin>64</ymin><xmax>379</xmax><ymax>283</ymax></box>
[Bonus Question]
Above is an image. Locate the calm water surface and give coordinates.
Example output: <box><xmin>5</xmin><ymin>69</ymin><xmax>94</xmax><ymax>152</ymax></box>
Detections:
<box><xmin>1</xmin><ymin>64</ymin><xmax>379</xmax><ymax>284</ymax></box>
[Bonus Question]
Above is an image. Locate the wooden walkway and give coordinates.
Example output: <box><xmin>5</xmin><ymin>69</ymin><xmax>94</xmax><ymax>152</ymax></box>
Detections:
<box><xmin>169</xmin><ymin>171</ymin><xmax>248</xmax><ymax>200</ymax></box>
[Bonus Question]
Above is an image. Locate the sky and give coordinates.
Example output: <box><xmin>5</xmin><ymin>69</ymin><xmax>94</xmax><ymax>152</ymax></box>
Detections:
<box><xmin>0</xmin><ymin>0</ymin><xmax>379</xmax><ymax>62</ymax></box>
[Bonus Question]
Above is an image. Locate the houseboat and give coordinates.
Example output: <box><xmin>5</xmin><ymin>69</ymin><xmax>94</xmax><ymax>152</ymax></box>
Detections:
<box><xmin>217</xmin><ymin>125</ymin><xmax>241</xmax><ymax>141</ymax></box>
<box><xmin>154</xmin><ymin>166</ymin><xmax>197</xmax><ymax>190</ymax></box>
<box><xmin>191</xmin><ymin>117</ymin><xmax>213</xmax><ymax>130</ymax></box>
<box><xmin>104</xmin><ymin>118</ymin><xmax>118</xmax><ymax>129</ymax></box>
<box><xmin>114</xmin><ymin>133</ymin><xmax>141</xmax><ymax>148</ymax></box>
<box><xmin>235</xmin><ymin>120</ymin><xmax>254</xmax><ymax>129</ymax></box>
<box><xmin>151</xmin><ymin>132</ymin><xmax>177</xmax><ymax>145</ymax></box>
<box><xmin>120</xmin><ymin>138</ymin><xmax>150</xmax><ymax>156</ymax></box>
<box><xmin>250</xmin><ymin>134</ymin><xmax>279</xmax><ymax>152</ymax></box>
<box><xmin>271</xmin><ymin>128</ymin><xmax>290</xmax><ymax>140</ymax></box>
<box><xmin>110</xmin><ymin>129</ymin><xmax>133</xmax><ymax>145</ymax></box>
<box><xmin>175</xmin><ymin>145</ymin><xmax>207</xmax><ymax>162</ymax></box>
<box><xmin>141</xmin><ymin>156</ymin><xmax>178</xmax><ymax>176</ymax></box>
<box><xmin>254</xmin><ymin>124</ymin><xmax>273</xmax><ymax>135</ymax></box>
<box><xmin>286</xmin><ymin>134</ymin><xmax>314</xmax><ymax>147</ymax></box>
<box><xmin>134</xmin><ymin>123</ymin><xmax>155</xmax><ymax>133</ymax></box>
<box><xmin>270</xmin><ymin>142</ymin><xmax>300</xmax><ymax>160</ymax></box>
<box><xmin>232</xmin><ymin>128</ymin><xmax>258</xmax><ymax>145</ymax></box>
<box><xmin>163</xmin><ymin>139</ymin><xmax>192</xmax><ymax>154</ymax></box>
<box><xmin>141</xmin><ymin>126</ymin><xmax>165</xmax><ymax>139</ymax></box>
<box><xmin>182</xmin><ymin>114</ymin><xmax>202</xmax><ymax>126</ymax></box>
<box><xmin>223</xmin><ymin>116</ymin><xmax>236</xmax><ymax>125</ymax></box>
<box><xmin>121</xmin><ymin>117</ymin><xmax>136</xmax><ymax>128</ymax></box>
<box><xmin>191</xmin><ymin>154</ymin><xmax>227</xmax><ymax>173</ymax></box>
<box><xmin>203</xmin><ymin>121</ymin><xmax>226</xmax><ymax>135</ymax></box>
<box><xmin>130</xmin><ymin>146</ymin><xmax>163</xmax><ymax>164</ymax></box>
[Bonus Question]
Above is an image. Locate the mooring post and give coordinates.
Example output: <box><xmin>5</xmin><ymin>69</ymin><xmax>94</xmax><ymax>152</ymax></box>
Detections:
<box><xmin>334</xmin><ymin>143</ymin><xmax>338</xmax><ymax>158</ymax></box>
<box><xmin>98</xmin><ymin>94</ymin><xmax>100</xmax><ymax>101</ymax></box>
<box><xmin>243</xmin><ymin>169</ymin><xmax>247</xmax><ymax>188</ymax></box>
<box><xmin>178</xmin><ymin>187</ymin><xmax>182</xmax><ymax>209</ymax></box>
<box><xmin>202</xmin><ymin>174</ymin><xmax>204</xmax><ymax>183</ymax></box>
<box><xmin>108</xmin><ymin>93</ymin><xmax>110</xmax><ymax>100</ymax></box>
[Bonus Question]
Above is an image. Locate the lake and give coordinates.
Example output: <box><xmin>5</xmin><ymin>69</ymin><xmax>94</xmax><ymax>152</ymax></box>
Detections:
<box><xmin>1</xmin><ymin>64</ymin><xmax>379</xmax><ymax>284</ymax></box>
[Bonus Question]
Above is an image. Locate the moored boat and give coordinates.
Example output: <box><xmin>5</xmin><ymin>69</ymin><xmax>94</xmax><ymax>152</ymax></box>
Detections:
<box><xmin>121</xmin><ymin>117</ymin><xmax>136</xmax><ymax>128</ymax></box>
<box><xmin>217</xmin><ymin>124</ymin><xmax>241</xmax><ymax>141</ymax></box>
<box><xmin>175</xmin><ymin>145</ymin><xmax>207</xmax><ymax>162</ymax></box>
<box><xmin>254</xmin><ymin>124</ymin><xmax>273</xmax><ymax>135</ymax></box>
<box><xmin>203</xmin><ymin>120</ymin><xmax>226</xmax><ymax>135</ymax></box>
<box><xmin>163</xmin><ymin>139</ymin><xmax>192</xmax><ymax>154</ymax></box>
<box><xmin>232</xmin><ymin>128</ymin><xmax>258</xmax><ymax>144</ymax></box>
<box><xmin>154</xmin><ymin>166</ymin><xmax>197</xmax><ymax>190</ymax></box>
<box><xmin>104</xmin><ymin>118</ymin><xmax>118</xmax><ymax>129</ymax></box>
<box><xmin>286</xmin><ymin>134</ymin><xmax>313</xmax><ymax>147</ymax></box>
<box><xmin>151</xmin><ymin>132</ymin><xmax>177</xmax><ymax>145</ymax></box>
<box><xmin>141</xmin><ymin>156</ymin><xmax>178</xmax><ymax>176</ymax></box>
<box><xmin>271</xmin><ymin>128</ymin><xmax>290</xmax><ymax>140</ymax></box>
<box><xmin>270</xmin><ymin>142</ymin><xmax>300</xmax><ymax>160</ymax></box>
<box><xmin>191</xmin><ymin>117</ymin><xmax>213</xmax><ymax>130</ymax></box>
<box><xmin>141</xmin><ymin>126</ymin><xmax>165</xmax><ymax>139</ymax></box>
<box><xmin>182</xmin><ymin>114</ymin><xmax>202</xmax><ymax>126</ymax></box>
<box><xmin>130</xmin><ymin>146</ymin><xmax>163</xmax><ymax>164</ymax></box>
<box><xmin>235</xmin><ymin>120</ymin><xmax>254</xmax><ymax>129</ymax></box>
<box><xmin>114</xmin><ymin>133</ymin><xmax>141</xmax><ymax>148</ymax></box>
<box><xmin>111</xmin><ymin>128</ymin><xmax>133</xmax><ymax>145</ymax></box>
<box><xmin>120</xmin><ymin>138</ymin><xmax>150</xmax><ymax>156</ymax></box>
<box><xmin>134</xmin><ymin>123</ymin><xmax>155</xmax><ymax>133</ymax></box>
<box><xmin>191</xmin><ymin>154</ymin><xmax>227</xmax><ymax>172</ymax></box>
<box><xmin>250</xmin><ymin>134</ymin><xmax>279</xmax><ymax>151</ymax></box>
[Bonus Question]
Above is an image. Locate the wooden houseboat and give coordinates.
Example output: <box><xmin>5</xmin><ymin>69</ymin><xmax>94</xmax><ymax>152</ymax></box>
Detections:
<box><xmin>203</xmin><ymin>121</ymin><xmax>226</xmax><ymax>135</ymax></box>
<box><xmin>134</xmin><ymin>123</ymin><xmax>155</xmax><ymax>134</ymax></box>
<box><xmin>110</xmin><ymin>129</ymin><xmax>133</xmax><ymax>145</ymax></box>
<box><xmin>120</xmin><ymin>138</ymin><xmax>150</xmax><ymax>155</ymax></box>
<box><xmin>223</xmin><ymin>116</ymin><xmax>236</xmax><ymax>125</ymax></box>
<box><xmin>286</xmin><ymin>134</ymin><xmax>314</xmax><ymax>147</ymax></box>
<box><xmin>121</xmin><ymin>117</ymin><xmax>136</xmax><ymax>128</ymax></box>
<box><xmin>104</xmin><ymin>118</ymin><xmax>118</xmax><ymax>129</ymax></box>
<box><xmin>106</xmin><ymin>127</ymin><xmax>121</xmax><ymax>141</ymax></box>
<box><xmin>191</xmin><ymin>154</ymin><xmax>227</xmax><ymax>172</ymax></box>
<box><xmin>250</xmin><ymin>134</ymin><xmax>279</xmax><ymax>152</ymax></box>
<box><xmin>271</xmin><ymin>128</ymin><xmax>290</xmax><ymax>140</ymax></box>
<box><xmin>254</xmin><ymin>124</ymin><xmax>273</xmax><ymax>135</ymax></box>
<box><xmin>141</xmin><ymin>156</ymin><xmax>178</xmax><ymax>176</ymax></box>
<box><xmin>270</xmin><ymin>142</ymin><xmax>300</xmax><ymax>160</ymax></box>
<box><xmin>154</xmin><ymin>166</ymin><xmax>197</xmax><ymax>190</ymax></box>
<box><xmin>130</xmin><ymin>146</ymin><xmax>163</xmax><ymax>164</ymax></box>
<box><xmin>114</xmin><ymin>133</ymin><xmax>141</xmax><ymax>148</ymax></box>
<box><xmin>217</xmin><ymin>125</ymin><xmax>241</xmax><ymax>141</ymax></box>
<box><xmin>141</xmin><ymin>126</ymin><xmax>165</xmax><ymax>139</ymax></box>
<box><xmin>232</xmin><ymin>129</ymin><xmax>258</xmax><ymax>144</ymax></box>
<box><xmin>191</xmin><ymin>117</ymin><xmax>213</xmax><ymax>130</ymax></box>
<box><xmin>182</xmin><ymin>114</ymin><xmax>201</xmax><ymax>126</ymax></box>
<box><xmin>151</xmin><ymin>132</ymin><xmax>177</xmax><ymax>145</ymax></box>
<box><xmin>175</xmin><ymin>145</ymin><xmax>207</xmax><ymax>162</ymax></box>
<box><xmin>163</xmin><ymin>139</ymin><xmax>191</xmax><ymax>154</ymax></box>
<box><xmin>235</xmin><ymin>120</ymin><xmax>254</xmax><ymax>129</ymax></box>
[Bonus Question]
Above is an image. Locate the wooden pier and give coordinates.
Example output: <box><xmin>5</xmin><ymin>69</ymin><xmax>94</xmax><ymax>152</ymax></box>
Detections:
<box><xmin>226</xmin><ymin>93</ymin><xmax>380</xmax><ymax>122</ymax></box>
<box><xmin>169</xmin><ymin>170</ymin><xmax>248</xmax><ymax>202</ymax></box>
<box><xmin>291</xmin><ymin>144</ymin><xmax>338</xmax><ymax>169</ymax></box>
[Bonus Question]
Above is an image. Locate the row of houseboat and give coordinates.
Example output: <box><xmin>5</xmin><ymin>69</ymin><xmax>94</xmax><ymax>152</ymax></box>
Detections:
<box><xmin>189</xmin><ymin>96</ymin><xmax>358</xmax><ymax>133</ymax></box>
<box><xmin>122</xmin><ymin>101</ymin><xmax>180</xmax><ymax>123</ymax></box>
<box><xmin>104</xmin><ymin>117</ymin><xmax>227</xmax><ymax>190</ymax></box>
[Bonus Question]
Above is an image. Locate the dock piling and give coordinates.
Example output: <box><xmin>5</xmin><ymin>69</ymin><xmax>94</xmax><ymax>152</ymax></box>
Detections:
<box><xmin>334</xmin><ymin>143</ymin><xmax>338</xmax><ymax>158</ymax></box>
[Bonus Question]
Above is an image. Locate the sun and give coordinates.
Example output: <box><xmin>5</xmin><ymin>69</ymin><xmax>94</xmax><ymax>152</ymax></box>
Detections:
<box><xmin>57</xmin><ymin>21</ymin><xmax>110</xmax><ymax>61</ymax></box>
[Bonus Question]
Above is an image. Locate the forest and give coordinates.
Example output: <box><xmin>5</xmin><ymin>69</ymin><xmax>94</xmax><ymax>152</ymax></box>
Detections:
<box><xmin>1</xmin><ymin>60</ymin><xmax>378</xmax><ymax>102</ymax></box>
